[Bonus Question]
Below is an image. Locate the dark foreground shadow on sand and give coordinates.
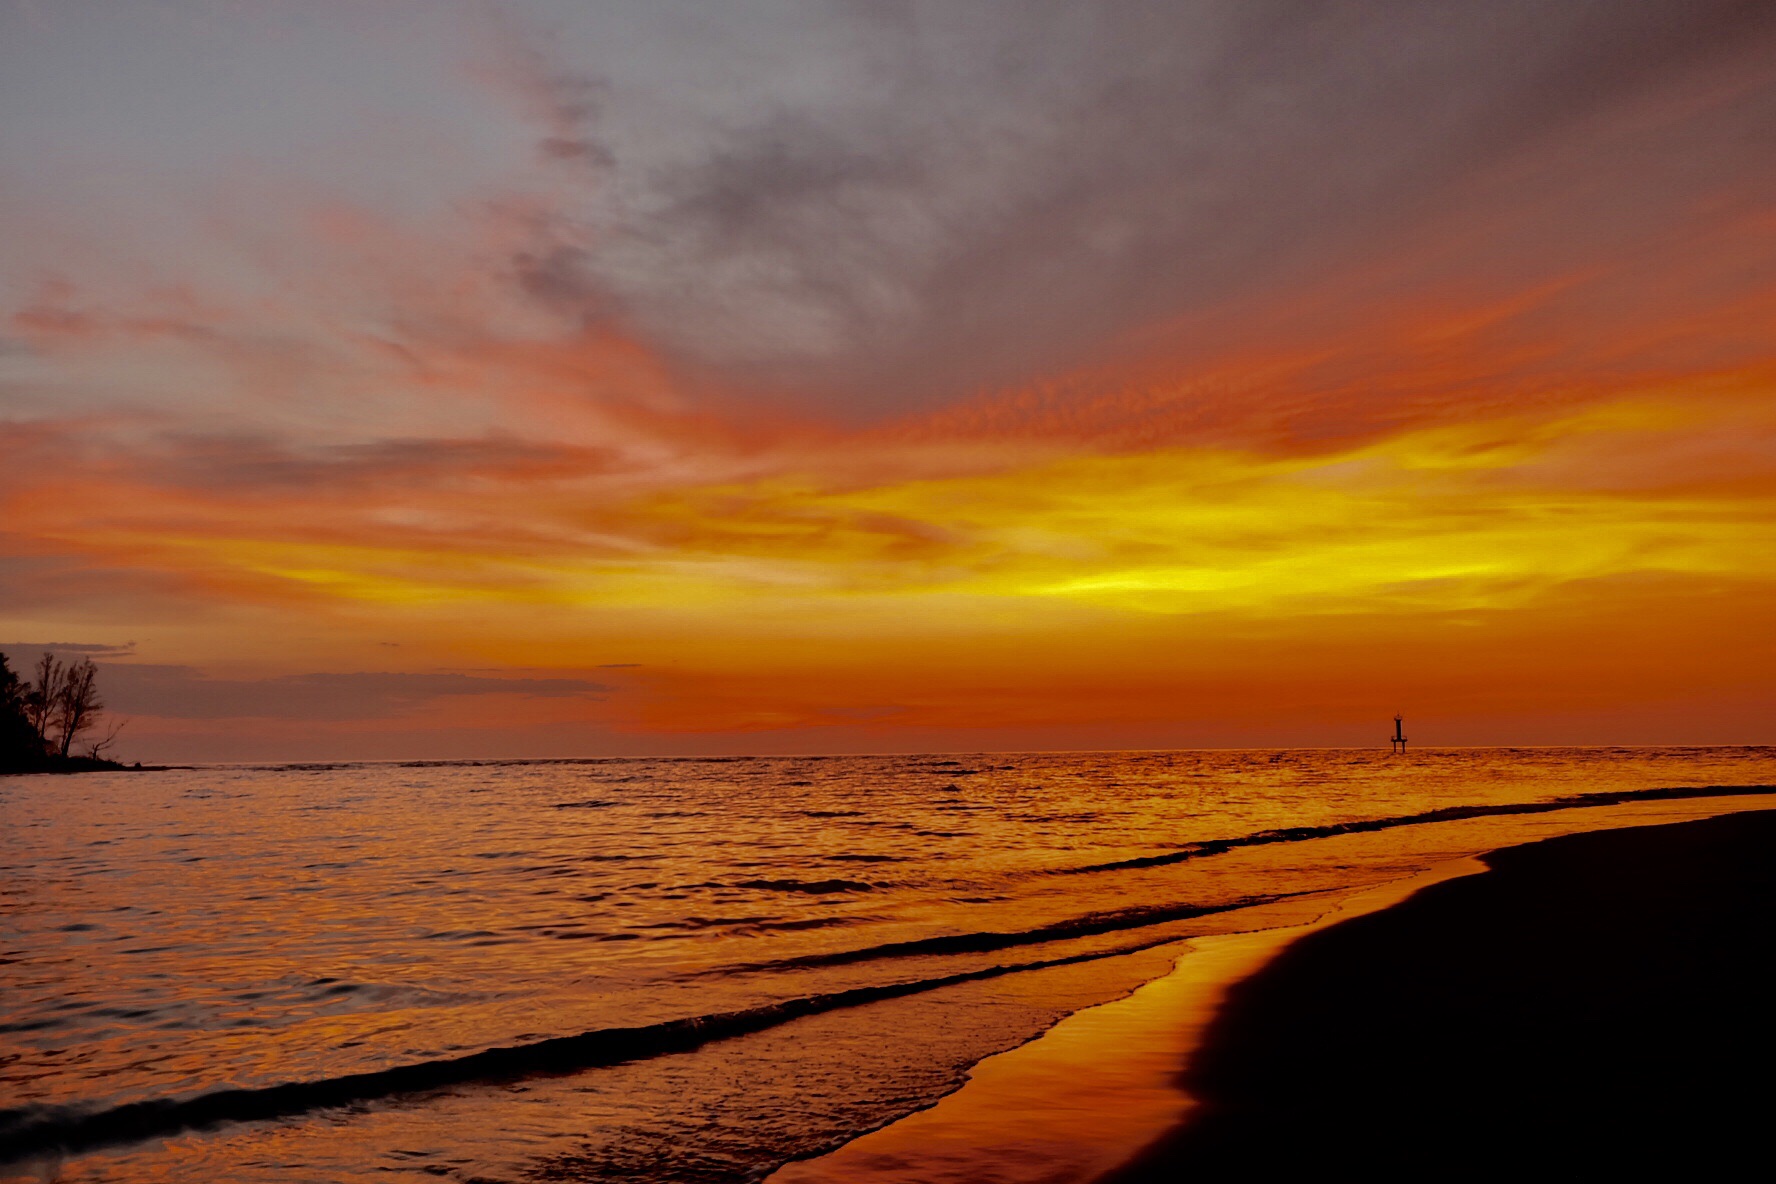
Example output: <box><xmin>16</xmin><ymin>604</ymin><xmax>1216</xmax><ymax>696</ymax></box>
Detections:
<box><xmin>1108</xmin><ymin>810</ymin><xmax>1776</xmax><ymax>1179</ymax></box>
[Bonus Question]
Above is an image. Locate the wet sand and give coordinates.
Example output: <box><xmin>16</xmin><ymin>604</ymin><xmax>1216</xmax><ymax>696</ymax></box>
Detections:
<box><xmin>1109</xmin><ymin>809</ymin><xmax>1776</xmax><ymax>1178</ymax></box>
<box><xmin>769</xmin><ymin>865</ymin><xmax>1490</xmax><ymax>1184</ymax></box>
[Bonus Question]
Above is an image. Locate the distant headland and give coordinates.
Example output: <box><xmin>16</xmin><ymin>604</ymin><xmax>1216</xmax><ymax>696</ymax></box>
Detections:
<box><xmin>0</xmin><ymin>650</ymin><xmax>129</xmax><ymax>774</ymax></box>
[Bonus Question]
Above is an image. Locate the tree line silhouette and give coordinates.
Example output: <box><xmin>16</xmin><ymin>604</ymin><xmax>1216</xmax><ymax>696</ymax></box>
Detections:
<box><xmin>1</xmin><ymin>651</ymin><xmax>124</xmax><ymax>773</ymax></box>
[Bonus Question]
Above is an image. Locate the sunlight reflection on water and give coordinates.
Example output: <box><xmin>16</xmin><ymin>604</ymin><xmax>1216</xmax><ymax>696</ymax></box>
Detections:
<box><xmin>3</xmin><ymin>747</ymin><xmax>1773</xmax><ymax>1181</ymax></box>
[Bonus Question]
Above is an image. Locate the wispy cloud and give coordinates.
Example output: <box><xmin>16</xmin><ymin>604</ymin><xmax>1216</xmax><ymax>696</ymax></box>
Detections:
<box><xmin>0</xmin><ymin>640</ymin><xmax>136</xmax><ymax>656</ymax></box>
<box><xmin>99</xmin><ymin>666</ymin><xmax>613</xmax><ymax>722</ymax></box>
<box><xmin>3</xmin><ymin>2</ymin><xmax>1776</xmax><ymax>751</ymax></box>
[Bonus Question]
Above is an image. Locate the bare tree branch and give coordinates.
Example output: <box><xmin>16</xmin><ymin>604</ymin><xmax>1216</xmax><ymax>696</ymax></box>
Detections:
<box><xmin>54</xmin><ymin>657</ymin><xmax>104</xmax><ymax>760</ymax></box>
<box><xmin>85</xmin><ymin>716</ymin><xmax>127</xmax><ymax>761</ymax></box>
<box><xmin>27</xmin><ymin>652</ymin><xmax>64</xmax><ymax>750</ymax></box>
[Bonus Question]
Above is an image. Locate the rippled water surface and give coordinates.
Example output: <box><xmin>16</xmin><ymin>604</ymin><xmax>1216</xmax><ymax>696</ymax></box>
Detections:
<box><xmin>4</xmin><ymin>748</ymin><xmax>1775</xmax><ymax>1181</ymax></box>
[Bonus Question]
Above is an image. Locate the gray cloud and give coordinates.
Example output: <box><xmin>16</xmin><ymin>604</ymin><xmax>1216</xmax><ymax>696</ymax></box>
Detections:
<box><xmin>8</xmin><ymin>0</ymin><xmax>1773</xmax><ymax>441</ymax></box>
<box><xmin>136</xmin><ymin>433</ymin><xmax>617</xmax><ymax>495</ymax></box>
<box><xmin>499</xmin><ymin>0</ymin><xmax>1776</xmax><ymax>414</ymax></box>
<box><xmin>0</xmin><ymin>549</ymin><xmax>209</xmax><ymax>620</ymax></box>
<box><xmin>0</xmin><ymin>640</ymin><xmax>135</xmax><ymax>656</ymax></box>
<box><xmin>95</xmin><ymin>666</ymin><xmax>614</xmax><ymax>721</ymax></box>
<box><xmin>491</xmin><ymin>22</ymin><xmax>615</xmax><ymax>174</ymax></box>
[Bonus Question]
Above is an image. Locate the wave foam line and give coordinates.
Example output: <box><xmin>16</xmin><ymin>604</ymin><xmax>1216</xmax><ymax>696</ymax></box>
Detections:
<box><xmin>0</xmin><ymin>922</ymin><xmax>1233</xmax><ymax>1166</ymax></box>
<box><xmin>708</xmin><ymin>784</ymin><xmax>1776</xmax><ymax>979</ymax></box>
<box><xmin>716</xmin><ymin>892</ymin><xmax>1308</xmax><ymax>974</ymax></box>
<box><xmin>1062</xmin><ymin>783</ymin><xmax>1776</xmax><ymax>875</ymax></box>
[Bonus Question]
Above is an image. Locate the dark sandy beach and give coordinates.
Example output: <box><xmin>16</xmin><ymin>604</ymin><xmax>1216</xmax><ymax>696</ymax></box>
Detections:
<box><xmin>1108</xmin><ymin>809</ymin><xmax>1776</xmax><ymax>1179</ymax></box>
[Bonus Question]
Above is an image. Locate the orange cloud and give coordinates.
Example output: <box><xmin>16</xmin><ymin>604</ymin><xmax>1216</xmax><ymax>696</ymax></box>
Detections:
<box><xmin>6</xmin><ymin>371</ymin><xmax>1773</xmax><ymax>754</ymax></box>
<box><xmin>6</xmin><ymin>23</ymin><xmax>1776</xmax><ymax>759</ymax></box>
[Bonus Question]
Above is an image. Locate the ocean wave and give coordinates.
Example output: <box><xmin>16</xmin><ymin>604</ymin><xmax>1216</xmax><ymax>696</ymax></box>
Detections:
<box><xmin>1057</xmin><ymin>783</ymin><xmax>1776</xmax><ymax>875</ymax></box>
<box><xmin>711</xmin><ymin>892</ymin><xmax>1301</xmax><ymax>975</ymax></box>
<box><xmin>0</xmin><ymin>933</ymin><xmax>1195</xmax><ymax>1165</ymax></box>
<box><xmin>700</xmin><ymin>784</ymin><xmax>1776</xmax><ymax>978</ymax></box>
<box><xmin>734</xmin><ymin>878</ymin><xmax>877</xmax><ymax>894</ymax></box>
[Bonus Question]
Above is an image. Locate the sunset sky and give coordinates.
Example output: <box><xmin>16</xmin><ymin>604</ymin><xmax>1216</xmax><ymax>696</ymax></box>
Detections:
<box><xmin>4</xmin><ymin>0</ymin><xmax>1775</xmax><ymax>760</ymax></box>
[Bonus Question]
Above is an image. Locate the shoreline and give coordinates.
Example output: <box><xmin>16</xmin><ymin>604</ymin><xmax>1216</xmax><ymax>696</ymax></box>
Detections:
<box><xmin>1109</xmin><ymin>806</ymin><xmax>1776</xmax><ymax>1177</ymax></box>
<box><xmin>773</xmin><ymin>801</ymin><xmax>1776</xmax><ymax>1182</ymax></box>
<box><xmin>10</xmin><ymin>769</ymin><xmax>1776</xmax><ymax>1180</ymax></box>
<box><xmin>768</xmin><ymin>861</ymin><xmax>1488</xmax><ymax>1184</ymax></box>
<box><xmin>0</xmin><ymin>758</ymin><xmax>183</xmax><ymax>776</ymax></box>
<box><xmin>0</xmin><ymin>755</ymin><xmax>128</xmax><ymax>776</ymax></box>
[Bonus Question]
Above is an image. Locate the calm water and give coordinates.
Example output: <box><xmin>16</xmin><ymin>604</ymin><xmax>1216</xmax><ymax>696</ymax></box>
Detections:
<box><xmin>4</xmin><ymin>748</ymin><xmax>1775</xmax><ymax>1181</ymax></box>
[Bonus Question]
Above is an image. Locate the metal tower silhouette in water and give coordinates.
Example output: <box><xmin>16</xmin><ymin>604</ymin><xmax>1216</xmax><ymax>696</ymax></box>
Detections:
<box><xmin>1391</xmin><ymin>713</ymin><xmax>1408</xmax><ymax>753</ymax></box>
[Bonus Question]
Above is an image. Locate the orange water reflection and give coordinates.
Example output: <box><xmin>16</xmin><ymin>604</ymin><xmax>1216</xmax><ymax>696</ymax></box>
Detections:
<box><xmin>4</xmin><ymin>755</ymin><xmax>1775</xmax><ymax>1181</ymax></box>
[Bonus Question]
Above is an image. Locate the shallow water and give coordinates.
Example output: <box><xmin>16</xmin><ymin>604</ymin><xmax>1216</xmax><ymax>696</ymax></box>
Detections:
<box><xmin>3</xmin><ymin>747</ymin><xmax>1774</xmax><ymax>1181</ymax></box>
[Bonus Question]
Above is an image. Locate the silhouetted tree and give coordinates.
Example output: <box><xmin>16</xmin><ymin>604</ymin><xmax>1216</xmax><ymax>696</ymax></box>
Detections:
<box><xmin>0</xmin><ymin>653</ymin><xmax>25</xmax><ymax>717</ymax></box>
<box><xmin>0</xmin><ymin>651</ymin><xmax>121</xmax><ymax>771</ymax></box>
<box><xmin>86</xmin><ymin>717</ymin><xmax>127</xmax><ymax>761</ymax></box>
<box><xmin>0</xmin><ymin>653</ymin><xmax>40</xmax><ymax>767</ymax></box>
<box><xmin>25</xmin><ymin>652</ymin><xmax>63</xmax><ymax>751</ymax></box>
<box><xmin>55</xmin><ymin>658</ymin><xmax>104</xmax><ymax>759</ymax></box>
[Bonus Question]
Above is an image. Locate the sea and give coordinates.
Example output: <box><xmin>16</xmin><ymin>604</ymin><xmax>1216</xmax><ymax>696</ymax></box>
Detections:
<box><xmin>4</xmin><ymin>747</ymin><xmax>1775</xmax><ymax>1182</ymax></box>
